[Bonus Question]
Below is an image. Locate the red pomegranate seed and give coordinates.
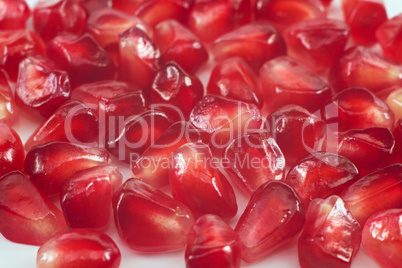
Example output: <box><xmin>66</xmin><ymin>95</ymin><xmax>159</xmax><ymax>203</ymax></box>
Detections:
<box><xmin>298</xmin><ymin>195</ymin><xmax>361</xmax><ymax>268</ymax></box>
<box><xmin>67</xmin><ymin>0</ymin><xmax>111</xmax><ymax>14</ymax></box>
<box><xmin>33</xmin><ymin>0</ymin><xmax>87</xmax><ymax>42</ymax></box>
<box><xmin>386</xmin><ymin>87</ymin><xmax>402</xmax><ymax>120</ymax></box>
<box><xmin>37</xmin><ymin>229</ymin><xmax>121</xmax><ymax>268</ymax></box>
<box><xmin>283</xmin><ymin>19</ymin><xmax>350</xmax><ymax>72</ymax></box>
<box><xmin>185</xmin><ymin>214</ymin><xmax>241</xmax><ymax>268</ymax></box>
<box><xmin>119</xmin><ymin>26</ymin><xmax>163</xmax><ymax>89</ymax></box>
<box><xmin>0</xmin><ymin>30</ymin><xmax>46</xmax><ymax>81</ymax></box>
<box><xmin>0</xmin><ymin>0</ymin><xmax>30</xmax><ymax>30</ymax></box>
<box><xmin>392</xmin><ymin>120</ymin><xmax>402</xmax><ymax>164</ymax></box>
<box><xmin>0</xmin><ymin>70</ymin><xmax>18</xmax><ymax>126</ymax></box>
<box><xmin>153</xmin><ymin>19</ymin><xmax>208</xmax><ymax>74</ymax></box>
<box><xmin>235</xmin><ymin>181</ymin><xmax>305</xmax><ymax>263</ymax></box>
<box><xmin>134</xmin><ymin>0</ymin><xmax>193</xmax><ymax>28</ymax></box>
<box><xmin>188</xmin><ymin>0</ymin><xmax>251</xmax><ymax>43</ymax></box>
<box><xmin>318</xmin><ymin>0</ymin><xmax>332</xmax><ymax>7</ymax></box>
<box><xmin>285</xmin><ymin>152</ymin><xmax>359</xmax><ymax>207</ymax></box>
<box><xmin>113</xmin><ymin>178</ymin><xmax>195</xmax><ymax>252</ymax></box>
<box><xmin>362</xmin><ymin>209</ymin><xmax>402</xmax><ymax>268</ymax></box>
<box><xmin>260</xmin><ymin>56</ymin><xmax>332</xmax><ymax>113</ymax></box>
<box><xmin>342</xmin><ymin>0</ymin><xmax>387</xmax><ymax>46</ymax></box>
<box><xmin>112</xmin><ymin>0</ymin><xmax>145</xmax><ymax>14</ymax></box>
<box><xmin>266</xmin><ymin>104</ymin><xmax>326</xmax><ymax>167</ymax></box>
<box><xmin>24</xmin><ymin>141</ymin><xmax>110</xmax><ymax>196</ymax></box>
<box><xmin>170</xmin><ymin>142</ymin><xmax>237</xmax><ymax>219</ymax></box>
<box><xmin>46</xmin><ymin>34</ymin><xmax>116</xmax><ymax>88</ymax></box>
<box><xmin>340</xmin><ymin>164</ymin><xmax>402</xmax><ymax>226</ymax></box>
<box><xmin>0</xmin><ymin>171</ymin><xmax>66</xmax><ymax>245</ymax></box>
<box><xmin>255</xmin><ymin>0</ymin><xmax>325</xmax><ymax>32</ymax></box>
<box><xmin>376</xmin><ymin>14</ymin><xmax>402</xmax><ymax>63</ymax></box>
<box><xmin>0</xmin><ymin>123</ymin><xmax>24</xmax><ymax>177</ymax></box>
<box><xmin>150</xmin><ymin>62</ymin><xmax>204</xmax><ymax>121</ymax></box>
<box><xmin>15</xmin><ymin>55</ymin><xmax>71</xmax><ymax>118</ymax></box>
<box><xmin>223</xmin><ymin>132</ymin><xmax>285</xmax><ymax>195</ymax></box>
<box><xmin>207</xmin><ymin>57</ymin><xmax>262</xmax><ymax>107</ymax></box>
<box><xmin>61</xmin><ymin>164</ymin><xmax>122</xmax><ymax>229</ymax></box>
<box><xmin>106</xmin><ymin>109</ymin><xmax>171</xmax><ymax>163</ymax></box>
<box><xmin>132</xmin><ymin>121</ymin><xmax>202</xmax><ymax>188</ymax></box>
<box><xmin>329</xmin><ymin>46</ymin><xmax>402</xmax><ymax>96</ymax></box>
<box><xmin>25</xmin><ymin>101</ymin><xmax>100</xmax><ymax>151</ymax></box>
<box><xmin>212</xmin><ymin>22</ymin><xmax>286</xmax><ymax>70</ymax></box>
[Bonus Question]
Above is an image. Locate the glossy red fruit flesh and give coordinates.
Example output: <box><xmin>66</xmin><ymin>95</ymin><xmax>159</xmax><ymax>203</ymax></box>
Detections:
<box><xmin>185</xmin><ymin>214</ymin><xmax>241</xmax><ymax>268</ymax></box>
<box><xmin>113</xmin><ymin>178</ymin><xmax>195</xmax><ymax>252</ymax></box>
<box><xmin>33</xmin><ymin>0</ymin><xmax>87</xmax><ymax>42</ymax></box>
<box><xmin>207</xmin><ymin>57</ymin><xmax>262</xmax><ymax>107</ymax></box>
<box><xmin>235</xmin><ymin>181</ymin><xmax>305</xmax><ymax>263</ymax></box>
<box><xmin>0</xmin><ymin>123</ymin><xmax>24</xmax><ymax>177</ymax></box>
<box><xmin>119</xmin><ymin>26</ymin><xmax>163</xmax><ymax>89</ymax></box>
<box><xmin>386</xmin><ymin>87</ymin><xmax>402</xmax><ymax>120</ymax></box>
<box><xmin>260</xmin><ymin>56</ymin><xmax>331</xmax><ymax>113</ymax></box>
<box><xmin>329</xmin><ymin>47</ymin><xmax>402</xmax><ymax>96</ymax></box>
<box><xmin>106</xmin><ymin>109</ymin><xmax>171</xmax><ymax>163</ymax></box>
<box><xmin>0</xmin><ymin>30</ymin><xmax>46</xmax><ymax>81</ymax></box>
<box><xmin>61</xmin><ymin>165</ymin><xmax>122</xmax><ymax>229</ymax></box>
<box><xmin>255</xmin><ymin>0</ymin><xmax>325</xmax><ymax>32</ymax></box>
<box><xmin>150</xmin><ymin>62</ymin><xmax>204</xmax><ymax>121</ymax></box>
<box><xmin>37</xmin><ymin>229</ymin><xmax>121</xmax><ymax>268</ymax></box>
<box><xmin>342</xmin><ymin>0</ymin><xmax>387</xmax><ymax>46</ymax></box>
<box><xmin>0</xmin><ymin>0</ymin><xmax>30</xmax><ymax>30</ymax></box>
<box><xmin>112</xmin><ymin>0</ymin><xmax>144</xmax><ymax>14</ymax></box>
<box><xmin>46</xmin><ymin>34</ymin><xmax>116</xmax><ymax>87</ymax></box>
<box><xmin>0</xmin><ymin>70</ymin><xmax>18</xmax><ymax>125</ymax></box>
<box><xmin>212</xmin><ymin>22</ymin><xmax>286</xmax><ymax>70</ymax></box>
<box><xmin>24</xmin><ymin>141</ymin><xmax>110</xmax><ymax>196</ymax></box>
<box><xmin>153</xmin><ymin>19</ymin><xmax>208</xmax><ymax>74</ymax></box>
<box><xmin>376</xmin><ymin>14</ymin><xmax>402</xmax><ymax>63</ymax></box>
<box><xmin>188</xmin><ymin>0</ymin><xmax>251</xmax><ymax>43</ymax></box>
<box><xmin>286</xmin><ymin>152</ymin><xmax>359</xmax><ymax>207</ymax></box>
<box><xmin>298</xmin><ymin>195</ymin><xmax>361</xmax><ymax>268</ymax></box>
<box><xmin>15</xmin><ymin>55</ymin><xmax>71</xmax><ymax>118</ymax></box>
<box><xmin>326</xmin><ymin>127</ymin><xmax>395</xmax><ymax>177</ymax></box>
<box><xmin>340</xmin><ymin>164</ymin><xmax>402</xmax><ymax>226</ymax></box>
<box><xmin>283</xmin><ymin>19</ymin><xmax>350</xmax><ymax>72</ymax></box>
<box><xmin>266</xmin><ymin>104</ymin><xmax>326</xmax><ymax>167</ymax></box>
<box><xmin>392</xmin><ymin>120</ymin><xmax>402</xmax><ymax>163</ymax></box>
<box><xmin>223</xmin><ymin>132</ymin><xmax>285</xmax><ymax>195</ymax></box>
<box><xmin>362</xmin><ymin>209</ymin><xmax>402</xmax><ymax>268</ymax></box>
<box><xmin>0</xmin><ymin>171</ymin><xmax>66</xmax><ymax>245</ymax></box>
<box><xmin>68</xmin><ymin>0</ymin><xmax>111</xmax><ymax>13</ymax></box>
<box><xmin>132</xmin><ymin>121</ymin><xmax>201</xmax><ymax>188</ymax></box>
<box><xmin>319</xmin><ymin>0</ymin><xmax>332</xmax><ymax>7</ymax></box>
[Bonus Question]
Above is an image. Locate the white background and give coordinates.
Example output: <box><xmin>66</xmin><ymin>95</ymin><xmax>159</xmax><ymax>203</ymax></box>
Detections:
<box><xmin>1</xmin><ymin>0</ymin><xmax>400</xmax><ymax>267</ymax></box>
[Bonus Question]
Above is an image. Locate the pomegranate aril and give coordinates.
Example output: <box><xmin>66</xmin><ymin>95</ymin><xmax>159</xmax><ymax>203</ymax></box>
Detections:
<box><xmin>188</xmin><ymin>0</ymin><xmax>251</xmax><ymax>43</ymax></box>
<box><xmin>37</xmin><ymin>229</ymin><xmax>121</xmax><ymax>268</ymax></box>
<box><xmin>255</xmin><ymin>0</ymin><xmax>325</xmax><ymax>33</ymax></box>
<box><xmin>0</xmin><ymin>123</ymin><xmax>24</xmax><ymax>177</ymax></box>
<box><xmin>119</xmin><ymin>26</ymin><xmax>163</xmax><ymax>89</ymax></box>
<box><xmin>329</xmin><ymin>46</ymin><xmax>402</xmax><ymax>96</ymax></box>
<box><xmin>362</xmin><ymin>209</ymin><xmax>402</xmax><ymax>268</ymax></box>
<box><xmin>25</xmin><ymin>141</ymin><xmax>110</xmax><ymax>196</ymax></box>
<box><xmin>319</xmin><ymin>0</ymin><xmax>332</xmax><ymax>7</ymax></box>
<box><xmin>61</xmin><ymin>164</ymin><xmax>122</xmax><ymax>229</ymax></box>
<box><xmin>68</xmin><ymin>0</ymin><xmax>111</xmax><ymax>14</ymax></box>
<box><xmin>236</xmin><ymin>181</ymin><xmax>305</xmax><ymax>263</ymax></box>
<box><xmin>386</xmin><ymin>87</ymin><xmax>402</xmax><ymax>120</ymax></box>
<box><xmin>153</xmin><ymin>19</ymin><xmax>208</xmax><ymax>74</ymax></box>
<box><xmin>340</xmin><ymin>164</ymin><xmax>402</xmax><ymax>226</ymax></box>
<box><xmin>376</xmin><ymin>14</ymin><xmax>402</xmax><ymax>63</ymax></box>
<box><xmin>46</xmin><ymin>34</ymin><xmax>116</xmax><ymax>88</ymax></box>
<box><xmin>260</xmin><ymin>56</ymin><xmax>332</xmax><ymax>113</ymax></box>
<box><xmin>283</xmin><ymin>19</ymin><xmax>350</xmax><ymax>73</ymax></box>
<box><xmin>0</xmin><ymin>171</ymin><xmax>66</xmax><ymax>246</ymax></box>
<box><xmin>286</xmin><ymin>152</ymin><xmax>359</xmax><ymax>207</ymax></box>
<box><xmin>212</xmin><ymin>22</ymin><xmax>286</xmax><ymax>70</ymax></box>
<box><xmin>132</xmin><ymin>121</ymin><xmax>202</xmax><ymax>188</ymax></box>
<box><xmin>185</xmin><ymin>214</ymin><xmax>241</xmax><ymax>268</ymax></box>
<box><xmin>298</xmin><ymin>195</ymin><xmax>361</xmax><ymax>268</ymax></box>
<box><xmin>0</xmin><ymin>30</ymin><xmax>46</xmax><ymax>81</ymax></box>
<box><xmin>15</xmin><ymin>55</ymin><xmax>71</xmax><ymax>118</ymax></box>
<box><xmin>112</xmin><ymin>0</ymin><xmax>145</xmax><ymax>14</ymax></box>
<box><xmin>0</xmin><ymin>0</ymin><xmax>30</xmax><ymax>30</ymax></box>
<box><xmin>392</xmin><ymin>120</ymin><xmax>402</xmax><ymax>164</ymax></box>
<box><xmin>33</xmin><ymin>0</ymin><xmax>87</xmax><ymax>42</ymax></box>
<box><xmin>0</xmin><ymin>70</ymin><xmax>18</xmax><ymax>126</ymax></box>
<box><xmin>223</xmin><ymin>132</ymin><xmax>285</xmax><ymax>195</ymax></box>
<box><xmin>150</xmin><ymin>62</ymin><xmax>204</xmax><ymax>121</ymax></box>
<box><xmin>113</xmin><ymin>178</ymin><xmax>195</xmax><ymax>252</ymax></box>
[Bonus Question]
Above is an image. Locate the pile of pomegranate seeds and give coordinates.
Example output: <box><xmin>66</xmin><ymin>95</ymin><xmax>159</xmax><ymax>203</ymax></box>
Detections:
<box><xmin>0</xmin><ymin>0</ymin><xmax>401</xmax><ymax>267</ymax></box>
